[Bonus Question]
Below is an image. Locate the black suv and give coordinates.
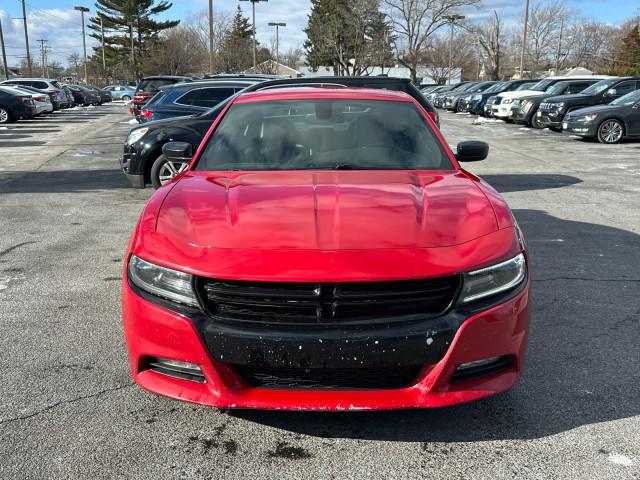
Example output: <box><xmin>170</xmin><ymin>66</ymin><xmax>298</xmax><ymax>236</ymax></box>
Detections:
<box><xmin>137</xmin><ymin>78</ymin><xmax>268</xmax><ymax>123</ymax></box>
<box><xmin>538</xmin><ymin>77</ymin><xmax>640</xmax><ymax>130</ymax></box>
<box><xmin>512</xmin><ymin>79</ymin><xmax>600</xmax><ymax>128</ymax></box>
<box><xmin>131</xmin><ymin>75</ymin><xmax>193</xmax><ymax>117</ymax></box>
<box><xmin>121</xmin><ymin>76</ymin><xmax>440</xmax><ymax>189</ymax></box>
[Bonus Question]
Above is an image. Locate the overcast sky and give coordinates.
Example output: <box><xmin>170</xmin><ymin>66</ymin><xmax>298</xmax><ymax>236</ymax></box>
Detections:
<box><xmin>1</xmin><ymin>0</ymin><xmax>637</xmax><ymax>68</ymax></box>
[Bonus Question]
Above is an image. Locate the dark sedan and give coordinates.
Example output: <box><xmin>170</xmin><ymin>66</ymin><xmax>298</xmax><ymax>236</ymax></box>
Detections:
<box><xmin>563</xmin><ymin>89</ymin><xmax>640</xmax><ymax>143</ymax></box>
<box><xmin>464</xmin><ymin>80</ymin><xmax>540</xmax><ymax>116</ymax></box>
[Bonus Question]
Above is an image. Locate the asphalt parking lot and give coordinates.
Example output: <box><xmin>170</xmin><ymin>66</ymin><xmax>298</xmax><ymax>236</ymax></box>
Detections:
<box><xmin>0</xmin><ymin>107</ymin><xmax>639</xmax><ymax>479</ymax></box>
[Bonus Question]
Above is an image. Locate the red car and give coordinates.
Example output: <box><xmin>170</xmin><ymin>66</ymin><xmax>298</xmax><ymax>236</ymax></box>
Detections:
<box><xmin>122</xmin><ymin>87</ymin><xmax>531</xmax><ymax>410</ymax></box>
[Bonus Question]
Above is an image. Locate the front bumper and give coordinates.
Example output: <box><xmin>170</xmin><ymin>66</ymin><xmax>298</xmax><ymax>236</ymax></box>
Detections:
<box><xmin>562</xmin><ymin>120</ymin><xmax>597</xmax><ymax>137</ymax></box>
<box><xmin>493</xmin><ymin>103</ymin><xmax>513</xmax><ymax>118</ymax></box>
<box><xmin>120</xmin><ymin>143</ymin><xmax>145</xmax><ymax>188</ymax></box>
<box><xmin>537</xmin><ymin>110</ymin><xmax>565</xmax><ymax>128</ymax></box>
<box><xmin>123</xmin><ymin>275</ymin><xmax>531</xmax><ymax>410</ymax></box>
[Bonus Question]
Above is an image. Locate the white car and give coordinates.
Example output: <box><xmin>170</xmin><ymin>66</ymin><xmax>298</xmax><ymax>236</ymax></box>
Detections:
<box><xmin>491</xmin><ymin>75</ymin><xmax>612</xmax><ymax>119</ymax></box>
<box><xmin>1</xmin><ymin>85</ymin><xmax>53</xmax><ymax>115</ymax></box>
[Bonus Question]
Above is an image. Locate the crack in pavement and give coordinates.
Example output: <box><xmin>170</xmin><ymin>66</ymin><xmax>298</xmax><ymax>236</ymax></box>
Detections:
<box><xmin>0</xmin><ymin>382</ymin><xmax>135</xmax><ymax>426</ymax></box>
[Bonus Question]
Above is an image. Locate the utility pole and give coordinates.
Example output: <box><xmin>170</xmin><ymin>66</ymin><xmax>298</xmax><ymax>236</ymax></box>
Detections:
<box><xmin>0</xmin><ymin>17</ymin><xmax>9</xmax><ymax>80</ymax></box>
<box><xmin>21</xmin><ymin>0</ymin><xmax>32</xmax><ymax>76</ymax></box>
<box><xmin>554</xmin><ymin>17</ymin><xmax>564</xmax><ymax>74</ymax></box>
<box><xmin>268</xmin><ymin>22</ymin><xmax>286</xmax><ymax>71</ymax></box>
<box><xmin>74</xmin><ymin>6</ymin><xmax>90</xmax><ymax>83</ymax></box>
<box><xmin>239</xmin><ymin>0</ymin><xmax>268</xmax><ymax>69</ymax></box>
<box><xmin>37</xmin><ymin>39</ymin><xmax>47</xmax><ymax>77</ymax></box>
<box><xmin>208</xmin><ymin>0</ymin><xmax>214</xmax><ymax>73</ymax></box>
<box><xmin>99</xmin><ymin>15</ymin><xmax>106</xmax><ymax>70</ymax></box>
<box><xmin>443</xmin><ymin>14</ymin><xmax>465</xmax><ymax>85</ymax></box>
<box><xmin>519</xmin><ymin>0</ymin><xmax>530</xmax><ymax>79</ymax></box>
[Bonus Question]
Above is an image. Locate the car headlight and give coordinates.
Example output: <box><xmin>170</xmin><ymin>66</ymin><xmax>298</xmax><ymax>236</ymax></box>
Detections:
<box><xmin>128</xmin><ymin>255</ymin><xmax>199</xmax><ymax>307</ymax></box>
<box><xmin>458</xmin><ymin>253</ymin><xmax>526</xmax><ymax>304</ymax></box>
<box><xmin>472</xmin><ymin>94</ymin><xmax>482</xmax><ymax>101</ymax></box>
<box><xmin>522</xmin><ymin>100</ymin><xmax>532</xmax><ymax>111</ymax></box>
<box><xmin>502</xmin><ymin>98</ymin><xmax>513</xmax><ymax>104</ymax></box>
<box><xmin>127</xmin><ymin>127</ymin><xmax>149</xmax><ymax>145</ymax></box>
<box><xmin>576</xmin><ymin>114</ymin><xmax>598</xmax><ymax>122</ymax></box>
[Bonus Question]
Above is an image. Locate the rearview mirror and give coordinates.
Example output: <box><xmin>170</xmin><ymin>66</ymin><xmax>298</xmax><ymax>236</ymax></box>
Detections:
<box><xmin>162</xmin><ymin>141</ymin><xmax>193</xmax><ymax>162</ymax></box>
<box><xmin>455</xmin><ymin>141</ymin><xmax>489</xmax><ymax>162</ymax></box>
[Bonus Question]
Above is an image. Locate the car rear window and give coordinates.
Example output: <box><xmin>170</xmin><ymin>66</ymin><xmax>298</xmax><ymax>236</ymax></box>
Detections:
<box><xmin>137</xmin><ymin>79</ymin><xmax>179</xmax><ymax>93</ymax></box>
<box><xmin>196</xmin><ymin>99</ymin><xmax>451</xmax><ymax>171</ymax></box>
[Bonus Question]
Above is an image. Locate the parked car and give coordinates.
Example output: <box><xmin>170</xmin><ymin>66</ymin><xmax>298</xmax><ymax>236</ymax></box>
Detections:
<box><xmin>490</xmin><ymin>76</ymin><xmax>611</xmax><ymax>120</ymax></box>
<box><xmin>137</xmin><ymin>79</ymin><xmax>262</xmax><ymax>123</ymax></box>
<box><xmin>103</xmin><ymin>84</ymin><xmax>136</xmax><ymax>101</ymax></box>
<box><xmin>65</xmin><ymin>85</ymin><xmax>101</xmax><ymax>106</ymax></box>
<box><xmin>433</xmin><ymin>81</ymin><xmax>476</xmax><ymax>108</ymax></box>
<box><xmin>122</xmin><ymin>86</ymin><xmax>531</xmax><ymax>410</ymax></box>
<box><xmin>60</xmin><ymin>86</ymin><xmax>75</xmax><ymax>108</ymax></box>
<box><xmin>0</xmin><ymin>78</ymin><xmax>67</xmax><ymax>109</ymax></box>
<box><xmin>0</xmin><ymin>86</ymin><xmax>37</xmax><ymax>122</ymax></box>
<box><xmin>443</xmin><ymin>81</ymin><xmax>498</xmax><ymax>112</ymax></box>
<box><xmin>537</xmin><ymin>76</ymin><xmax>640</xmax><ymax>130</ymax></box>
<box><xmin>463</xmin><ymin>80</ymin><xmax>540</xmax><ymax>116</ymax></box>
<box><xmin>510</xmin><ymin>79</ymin><xmax>601</xmax><ymax>128</ymax></box>
<box><xmin>88</xmin><ymin>86</ymin><xmax>112</xmax><ymax>104</ymax></box>
<box><xmin>562</xmin><ymin>89</ymin><xmax>640</xmax><ymax>143</ymax></box>
<box><xmin>132</xmin><ymin>76</ymin><xmax>193</xmax><ymax>117</ymax></box>
<box><xmin>3</xmin><ymin>85</ymin><xmax>54</xmax><ymax>115</ymax></box>
<box><xmin>121</xmin><ymin>76</ymin><xmax>441</xmax><ymax>189</ymax></box>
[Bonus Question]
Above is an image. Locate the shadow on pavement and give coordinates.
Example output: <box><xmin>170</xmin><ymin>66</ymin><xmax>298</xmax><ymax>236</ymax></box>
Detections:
<box><xmin>231</xmin><ymin>209</ymin><xmax>640</xmax><ymax>442</ymax></box>
<box><xmin>480</xmin><ymin>174</ymin><xmax>582</xmax><ymax>193</ymax></box>
<box><xmin>0</xmin><ymin>168</ymin><xmax>130</xmax><ymax>192</ymax></box>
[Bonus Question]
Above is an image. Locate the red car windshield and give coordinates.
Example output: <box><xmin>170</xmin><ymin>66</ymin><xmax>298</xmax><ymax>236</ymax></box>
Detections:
<box><xmin>196</xmin><ymin>99</ymin><xmax>452</xmax><ymax>171</ymax></box>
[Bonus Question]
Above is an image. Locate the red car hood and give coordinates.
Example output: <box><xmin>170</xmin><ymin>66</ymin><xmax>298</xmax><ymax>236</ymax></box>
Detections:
<box><xmin>155</xmin><ymin>170</ymin><xmax>498</xmax><ymax>250</ymax></box>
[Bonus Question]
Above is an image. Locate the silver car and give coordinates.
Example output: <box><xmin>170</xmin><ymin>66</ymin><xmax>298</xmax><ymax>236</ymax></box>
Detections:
<box><xmin>0</xmin><ymin>85</ymin><xmax>53</xmax><ymax>115</ymax></box>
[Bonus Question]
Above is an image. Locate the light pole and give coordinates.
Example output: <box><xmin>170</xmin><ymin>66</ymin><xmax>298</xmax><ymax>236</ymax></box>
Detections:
<box><xmin>268</xmin><ymin>22</ymin><xmax>286</xmax><ymax>70</ymax></box>
<box><xmin>239</xmin><ymin>0</ymin><xmax>268</xmax><ymax>69</ymax></box>
<box><xmin>0</xmin><ymin>18</ymin><xmax>9</xmax><ymax>80</ymax></box>
<box><xmin>74</xmin><ymin>6</ymin><xmax>90</xmax><ymax>83</ymax></box>
<box><xmin>519</xmin><ymin>0</ymin><xmax>530</xmax><ymax>78</ymax></box>
<box><xmin>443</xmin><ymin>14</ymin><xmax>465</xmax><ymax>85</ymax></box>
<box><xmin>208</xmin><ymin>0</ymin><xmax>214</xmax><ymax>73</ymax></box>
<box><xmin>554</xmin><ymin>17</ymin><xmax>565</xmax><ymax>74</ymax></box>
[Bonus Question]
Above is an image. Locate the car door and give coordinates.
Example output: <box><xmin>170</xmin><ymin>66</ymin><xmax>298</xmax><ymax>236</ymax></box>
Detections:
<box><xmin>627</xmin><ymin>94</ymin><xmax>640</xmax><ymax>136</ymax></box>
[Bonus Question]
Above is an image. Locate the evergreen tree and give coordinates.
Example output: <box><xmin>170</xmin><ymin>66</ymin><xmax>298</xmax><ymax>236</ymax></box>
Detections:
<box><xmin>615</xmin><ymin>26</ymin><xmax>640</xmax><ymax>75</ymax></box>
<box><xmin>304</xmin><ymin>0</ymin><xmax>394</xmax><ymax>75</ymax></box>
<box><xmin>88</xmin><ymin>0</ymin><xmax>179</xmax><ymax>80</ymax></box>
<box><xmin>220</xmin><ymin>6</ymin><xmax>255</xmax><ymax>72</ymax></box>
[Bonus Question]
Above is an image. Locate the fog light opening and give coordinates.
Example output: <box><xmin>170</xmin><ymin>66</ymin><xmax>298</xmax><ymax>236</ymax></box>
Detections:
<box><xmin>142</xmin><ymin>356</ymin><xmax>206</xmax><ymax>383</ymax></box>
<box><xmin>451</xmin><ymin>355</ymin><xmax>512</xmax><ymax>383</ymax></box>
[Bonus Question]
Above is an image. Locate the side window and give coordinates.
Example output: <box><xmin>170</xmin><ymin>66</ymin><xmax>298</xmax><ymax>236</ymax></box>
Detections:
<box><xmin>193</xmin><ymin>88</ymin><xmax>235</xmax><ymax>108</ymax></box>
<box><xmin>567</xmin><ymin>83</ymin><xmax>587</xmax><ymax>94</ymax></box>
<box><xmin>175</xmin><ymin>90</ymin><xmax>198</xmax><ymax>106</ymax></box>
<box><xmin>612</xmin><ymin>81</ymin><xmax>636</xmax><ymax>96</ymax></box>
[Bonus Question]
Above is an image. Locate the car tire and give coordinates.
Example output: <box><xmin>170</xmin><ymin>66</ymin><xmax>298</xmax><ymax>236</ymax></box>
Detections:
<box><xmin>150</xmin><ymin>154</ymin><xmax>190</xmax><ymax>189</ymax></box>
<box><xmin>597</xmin><ymin>119</ymin><xmax>624</xmax><ymax>144</ymax></box>
<box><xmin>530</xmin><ymin>111</ymin><xmax>544</xmax><ymax>129</ymax></box>
<box><xmin>122</xmin><ymin>95</ymin><xmax>131</xmax><ymax>102</ymax></box>
<box><xmin>0</xmin><ymin>107</ymin><xmax>13</xmax><ymax>124</ymax></box>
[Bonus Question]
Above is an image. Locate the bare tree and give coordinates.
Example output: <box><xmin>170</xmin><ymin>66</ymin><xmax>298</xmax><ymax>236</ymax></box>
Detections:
<box><xmin>420</xmin><ymin>33</ymin><xmax>474</xmax><ymax>83</ymax></box>
<box><xmin>523</xmin><ymin>0</ymin><xmax>567</xmax><ymax>73</ymax></box>
<box><xmin>145</xmin><ymin>25</ymin><xmax>208</xmax><ymax>75</ymax></box>
<box><xmin>281</xmin><ymin>47</ymin><xmax>304</xmax><ymax>69</ymax></box>
<box><xmin>383</xmin><ymin>0</ymin><xmax>480</xmax><ymax>82</ymax></box>
<box><xmin>187</xmin><ymin>11</ymin><xmax>232</xmax><ymax>74</ymax></box>
<box><xmin>473</xmin><ymin>10</ymin><xmax>503</xmax><ymax>80</ymax></box>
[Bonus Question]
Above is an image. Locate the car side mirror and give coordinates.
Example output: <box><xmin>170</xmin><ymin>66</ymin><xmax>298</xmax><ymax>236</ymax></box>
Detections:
<box><xmin>455</xmin><ymin>141</ymin><xmax>489</xmax><ymax>162</ymax></box>
<box><xmin>605</xmin><ymin>88</ymin><xmax>617</xmax><ymax>97</ymax></box>
<box><xmin>162</xmin><ymin>141</ymin><xmax>193</xmax><ymax>162</ymax></box>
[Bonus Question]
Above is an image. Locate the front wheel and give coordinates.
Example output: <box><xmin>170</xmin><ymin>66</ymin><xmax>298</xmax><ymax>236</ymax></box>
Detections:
<box><xmin>150</xmin><ymin>154</ymin><xmax>189</xmax><ymax>189</ymax></box>
<box><xmin>0</xmin><ymin>107</ymin><xmax>13</xmax><ymax>123</ymax></box>
<box><xmin>597</xmin><ymin>119</ymin><xmax>624</xmax><ymax>144</ymax></box>
<box><xmin>530</xmin><ymin>110</ymin><xmax>544</xmax><ymax>129</ymax></box>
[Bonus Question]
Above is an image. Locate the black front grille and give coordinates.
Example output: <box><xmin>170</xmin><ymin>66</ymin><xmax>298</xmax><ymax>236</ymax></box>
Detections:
<box><xmin>196</xmin><ymin>276</ymin><xmax>460</xmax><ymax>325</ymax></box>
<box><xmin>235</xmin><ymin>364</ymin><xmax>423</xmax><ymax>390</ymax></box>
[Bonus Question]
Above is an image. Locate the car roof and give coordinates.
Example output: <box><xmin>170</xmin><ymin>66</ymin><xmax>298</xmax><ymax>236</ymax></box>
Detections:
<box><xmin>235</xmin><ymin>87</ymin><xmax>414</xmax><ymax>104</ymax></box>
<box><xmin>162</xmin><ymin>79</ymin><xmax>261</xmax><ymax>91</ymax></box>
<box><xmin>140</xmin><ymin>75</ymin><xmax>192</xmax><ymax>80</ymax></box>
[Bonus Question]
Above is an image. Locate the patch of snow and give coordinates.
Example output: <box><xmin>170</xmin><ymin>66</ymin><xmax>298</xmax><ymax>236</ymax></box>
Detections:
<box><xmin>608</xmin><ymin>453</ymin><xmax>635</xmax><ymax>467</ymax></box>
<box><xmin>127</xmin><ymin>118</ymin><xmax>139</xmax><ymax>125</ymax></box>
